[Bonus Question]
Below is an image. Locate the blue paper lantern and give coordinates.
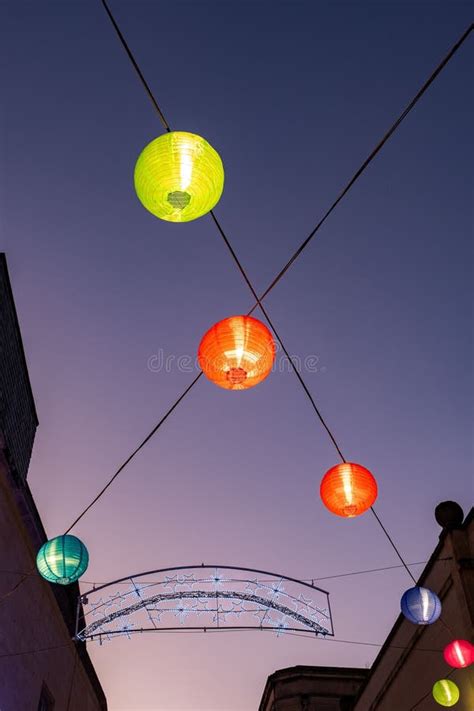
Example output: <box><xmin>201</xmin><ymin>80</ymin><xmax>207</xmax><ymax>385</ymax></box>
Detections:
<box><xmin>36</xmin><ymin>534</ymin><xmax>89</xmax><ymax>585</ymax></box>
<box><xmin>400</xmin><ymin>586</ymin><xmax>441</xmax><ymax>625</ymax></box>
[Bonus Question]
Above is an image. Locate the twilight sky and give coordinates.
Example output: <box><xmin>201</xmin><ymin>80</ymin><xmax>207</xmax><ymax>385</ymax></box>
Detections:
<box><xmin>1</xmin><ymin>1</ymin><xmax>472</xmax><ymax>709</ymax></box>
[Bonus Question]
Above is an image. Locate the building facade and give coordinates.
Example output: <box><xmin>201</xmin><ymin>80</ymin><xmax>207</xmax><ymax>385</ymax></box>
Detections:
<box><xmin>260</xmin><ymin>507</ymin><xmax>473</xmax><ymax>710</ymax></box>
<box><xmin>352</xmin><ymin>506</ymin><xmax>473</xmax><ymax>711</ymax></box>
<box><xmin>259</xmin><ymin>666</ymin><xmax>369</xmax><ymax>711</ymax></box>
<box><xmin>0</xmin><ymin>254</ymin><xmax>107</xmax><ymax>710</ymax></box>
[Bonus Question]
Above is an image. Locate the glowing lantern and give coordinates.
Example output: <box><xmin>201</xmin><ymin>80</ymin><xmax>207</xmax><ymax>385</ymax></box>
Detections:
<box><xmin>319</xmin><ymin>462</ymin><xmax>377</xmax><ymax>517</ymax></box>
<box><xmin>36</xmin><ymin>535</ymin><xmax>89</xmax><ymax>585</ymax></box>
<box><xmin>443</xmin><ymin>639</ymin><xmax>473</xmax><ymax>668</ymax></box>
<box><xmin>400</xmin><ymin>586</ymin><xmax>441</xmax><ymax>624</ymax></box>
<box><xmin>432</xmin><ymin>679</ymin><xmax>460</xmax><ymax>707</ymax></box>
<box><xmin>198</xmin><ymin>315</ymin><xmax>275</xmax><ymax>390</ymax></box>
<box><xmin>134</xmin><ymin>131</ymin><xmax>224</xmax><ymax>222</ymax></box>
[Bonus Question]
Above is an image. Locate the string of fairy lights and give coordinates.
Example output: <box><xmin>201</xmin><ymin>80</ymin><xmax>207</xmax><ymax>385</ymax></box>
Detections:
<box><xmin>4</xmin><ymin>3</ymin><xmax>473</xmax><ymax>707</ymax></box>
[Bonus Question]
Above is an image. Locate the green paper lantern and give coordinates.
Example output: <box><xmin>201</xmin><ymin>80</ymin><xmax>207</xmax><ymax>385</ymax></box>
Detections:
<box><xmin>134</xmin><ymin>131</ymin><xmax>224</xmax><ymax>222</ymax></box>
<box><xmin>36</xmin><ymin>534</ymin><xmax>89</xmax><ymax>585</ymax></box>
<box><xmin>432</xmin><ymin>679</ymin><xmax>460</xmax><ymax>707</ymax></box>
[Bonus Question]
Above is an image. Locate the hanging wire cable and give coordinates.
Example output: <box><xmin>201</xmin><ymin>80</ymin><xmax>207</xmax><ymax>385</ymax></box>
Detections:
<box><xmin>210</xmin><ymin>209</ymin><xmax>346</xmax><ymax>461</ymax></box>
<box><xmin>0</xmin><ymin>634</ymin><xmax>443</xmax><ymax>659</ymax></box>
<box><xmin>99</xmin><ymin>0</ymin><xmax>171</xmax><ymax>131</ymax></box>
<box><xmin>66</xmin><ymin>648</ymin><xmax>79</xmax><ymax>711</ymax></box>
<box><xmin>74</xmin><ymin>0</ymin><xmax>347</xmax><ymax>532</ymax></box>
<box><xmin>93</xmin><ymin>1</ymin><xmax>472</xmax><ymax>580</ymax></box>
<box><xmin>246</xmin><ymin>23</ymin><xmax>473</xmax><ymax>309</ymax></box>
<box><xmin>0</xmin><ymin>566</ymin><xmax>36</xmax><ymax>605</ymax></box>
<box><xmin>0</xmin><ymin>556</ymin><xmax>452</xmax><ymax>586</ymax></box>
<box><xmin>93</xmin><ymin>0</ymin><xmax>470</xmax><ymax>594</ymax></box>
<box><xmin>0</xmin><ymin>19</ymin><xmax>466</xmax><ymax>711</ymax></box>
<box><xmin>64</xmin><ymin>372</ymin><xmax>203</xmax><ymax>533</ymax></box>
<box><xmin>409</xmin><ymin>668</ymin><xmax>456</xmax><ymax>711</ymax></box>
<box><xmin>370</xmin><ymin>506</ymin><xmax>417</xmax><ymax>584</ymax></box>
<box><xmin>95</xmin><ymin>3</ymin><xmax>472</xmax><ymax>469</ymax></box>
<box><xmin>100</xmin><ymin>0</ymin><xmax>472</xmax><ymax>316</ymax></box>
<box><xmin>0</xmin><ymin>632</ymin><xmax>449</xmax><ymax>709</ymax></box>
<box><xmin>99</xmin><ymin>1</ymin><xmax>467</xmax><ymax>451</ymax></box>
<box><xmin>212</xmin><ymin>205</ymin><xmax>424</xmax><ymax>580</ymax></box>
<box><xmin>0</xmin><ymin>643</ymin><xmax>72</xmax><ymax>660</ymax></box>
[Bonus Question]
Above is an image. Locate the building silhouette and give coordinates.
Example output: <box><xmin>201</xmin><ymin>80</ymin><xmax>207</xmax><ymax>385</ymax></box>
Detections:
<box><xmin>0</xmin><ymin>254</ymin><xmax>107</xmax><ymax>710</ymax></box>
<box><xmin>259</xmin><ymin>507</ymin><xmax>473</xmax><ymax>710</ymax></box>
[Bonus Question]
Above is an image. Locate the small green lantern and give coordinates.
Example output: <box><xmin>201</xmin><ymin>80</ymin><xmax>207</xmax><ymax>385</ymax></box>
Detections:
<box><xmin>134</xmin><ymin>131</ymin><xmax>224</xmax><ymax>222</ymax></box>
<box><xmin>36</xmin><ymin>534</ymin><xmax>89</xmax><ymax>585</ymax></box>
<box><xmin>432</xmin><ymin>679</ymin><xmax>460</xmax><ymax>707</ymax></box>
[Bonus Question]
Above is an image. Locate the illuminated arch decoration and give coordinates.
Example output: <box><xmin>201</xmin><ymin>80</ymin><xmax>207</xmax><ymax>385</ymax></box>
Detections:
<box><xmin>75</xmin><ymin>565</ymin><xmax>333</xmax><ymax>643</ymax></box>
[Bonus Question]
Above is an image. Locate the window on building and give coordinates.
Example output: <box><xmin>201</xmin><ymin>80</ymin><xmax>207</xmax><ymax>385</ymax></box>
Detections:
<box><xmin>37</xmin><ymin>683</ymin><xmax>55</xmax><ymax>711</ymax></box>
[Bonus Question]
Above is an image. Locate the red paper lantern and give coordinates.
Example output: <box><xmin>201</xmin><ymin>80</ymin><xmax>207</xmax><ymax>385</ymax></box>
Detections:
<box><xmin>320</xmin><ymin>462</ymin><xmax>377</xmax><ymax>517</ymax></box>
<box><xmin>443</xmin><ymin>639</ymin><xmax>473</xmax><ymax>668</ymax></box>
<box><xmin>198</xmin><ymin>315</ymin><xmax>275</xmax><ymax>390</ymax></box>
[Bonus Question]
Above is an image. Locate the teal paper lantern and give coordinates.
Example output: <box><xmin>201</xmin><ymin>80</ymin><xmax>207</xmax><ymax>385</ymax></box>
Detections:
<box><xmin>36</xmin><ymin>535</ymin><xmax>89</xmax><ymax>585</ymax></box>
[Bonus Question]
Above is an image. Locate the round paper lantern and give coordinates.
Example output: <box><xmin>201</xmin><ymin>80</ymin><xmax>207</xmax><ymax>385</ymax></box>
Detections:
<box><xmin>36</xmin><ymin>534</ymin><xmax>89</xmax><ymax>585</ymax></box>
<box><xmin>400</xmin><ymin>586</ymin><xmax>441</xmax><ymax>625</ymax></box>
<box><xmin>432</xmin><ymin>679</ymin><xmax>460</xmax><ymax>707</ymax></box>
<box><xmin>198</xmin><ymin>315</ymin><xmax>275</xmax><ymax>390</ymax></box>
<box><xmin>134</xmin><ymin>131</ymin><xmax>224</xmax><ymax>222</ymax></box>
<box><xmin>320</xmin><ymin>462</ymin><xmax>377</xmax><ymax>517</ymax></box>
<box><xmin>443</xmin><ymin>639</ymin><xmax>473</xmax><ymax>668</ymax></box>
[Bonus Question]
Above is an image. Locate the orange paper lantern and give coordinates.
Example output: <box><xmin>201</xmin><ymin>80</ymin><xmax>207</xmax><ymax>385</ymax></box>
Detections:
<box><xmin>443</xmin><ymin>639</ymin><xmax>473</xmax><ymax>668</ymax></box>
<box><xmin>198</xmin><ymin>315</ymin><xmax>275</xmax><ymax>390</ymax></box>
<box><xmin>320</xmin><ymin>462</ymin><xmax>377</xmax><ymax>517</ymax></box>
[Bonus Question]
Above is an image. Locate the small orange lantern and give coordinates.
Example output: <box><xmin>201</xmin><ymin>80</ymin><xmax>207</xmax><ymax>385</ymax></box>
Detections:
<box><xmin>198</xmin><ymin>315</ymin><xmax>275</xmax><ymax>390</ymax></box>
<box><xmin>320</xmin><ymin>462</ymin><xmax>377</xmax><ymax>517</ymax></box>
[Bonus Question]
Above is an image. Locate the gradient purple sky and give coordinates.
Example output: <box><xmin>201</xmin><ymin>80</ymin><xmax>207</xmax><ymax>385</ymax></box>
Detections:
<box><xmin>1</xmin><ymin>1</ymin><xmax>472</xmax><ymax>709</ymax></box>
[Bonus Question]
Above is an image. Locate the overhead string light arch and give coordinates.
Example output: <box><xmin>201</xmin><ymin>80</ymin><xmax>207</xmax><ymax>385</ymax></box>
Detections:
<box><xmin>74</xmin><ymin>565</ymin><xmax>334</xmax><ymax>643</ymax></box>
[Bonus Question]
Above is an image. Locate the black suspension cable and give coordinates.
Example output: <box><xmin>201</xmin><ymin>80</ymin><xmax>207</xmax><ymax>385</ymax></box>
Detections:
<box><xmin>409</xmin><ymin>668</ymin><xmax>455</xmax><ymax>711</ymax></box>
<box><xmin>0</xmin><ymin>556</ymin><xmax>452</xmax><ymax>586</ymax></box>
<box><xmin>0</xmin><ymin>635</ymin><xmax>443</xmax><ymax>659</ymax></box>
<box><xmin>247</xmin><ymin>23</ymin><xmax>473</xmax><ymax>309</ymax></box>
<box><xmin>280</xmin><ymin>632</ymin><xmax>442</xmax><ymax>653</ymax></box>
<box><xmin>0</xmin><ymin>566</ymin><xmax>35</xmax><ymax>605</ymax></box>
<box><xmin>0</xmin><ymin>2</ymin><xmax>464</xmax><ymax>660</ymax></box>
<box><xmin>64</xmin><ymin>372</ymin><xmax>203</xmax><ymax>533</ymax></box>
<box><xmin>210</xmin><ymin>209</ymin><xmax>346</xmax><ymax>461</ymax></box>
<box><xmin>95</xmin><ymin>2</ymin><xmax>472</xmax><ymax>581</ymax></box>
<box><xmin>100</xmin><ymin>0</ymin><xmax>471</xmax><ymax>315</ymax></box>
<box><xmin>99</xmin><ymin>0</ymin><xmax>171</xmax><ymax>132</ymax></box>
<box><xmin>66</xmin><ymin>0</ymin><xmax>347</xmax><ymax>533</ymax></box>
<box><xmin>66</xmin><ymin>648</ymin><xmax>78</xmax><ymax>711</ymax></box>
<box><xmin>0</xmin><ymin>643</ymin><xmax>72</xmax><ymax>660</ymax></box>
<box><xmin>211</xmin><ymin>207</ymin><xmax>425</xmax><ymax>581</ymax></box>
<box><xmin>370</xmin><ymin>507</ymin><xmax>417</xmax><ymax>584</ymax></box>
<box><xmin>96</xmin><ymin>1</ymin><xmax>472</xmax><ymax>488</ymax></box>
<box><xmin>310</xmin><ymin>557</ymin><xmax>451</xmax><ymax>583</ymax></box>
